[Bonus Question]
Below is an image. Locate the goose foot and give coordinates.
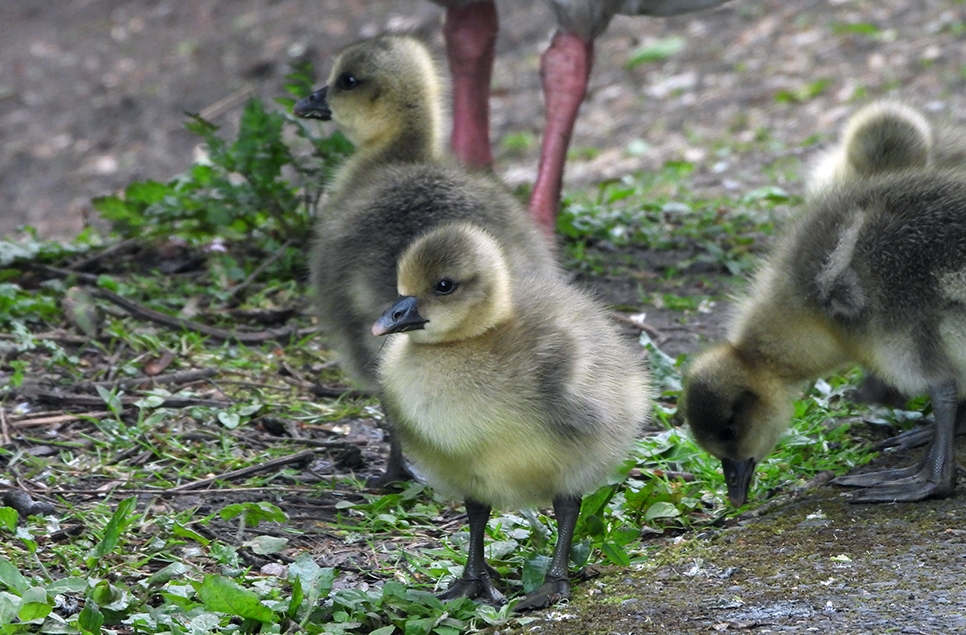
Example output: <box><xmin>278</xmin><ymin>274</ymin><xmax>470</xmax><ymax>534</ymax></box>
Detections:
<box><xmin>512</xmin><ymin>577</ymin><xmax>570</xmax><ymax>612</ymax></box>
<box><xmin>438</xmin><ymin>575</ymin><xmax>505</xmax><ymax>606</ymax></box>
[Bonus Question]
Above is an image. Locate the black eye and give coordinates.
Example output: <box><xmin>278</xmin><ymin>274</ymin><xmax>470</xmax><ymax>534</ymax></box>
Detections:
<box><xmin>434</xmin><ymin>279</ymin><xmax>457</xmax><ymax>295</ymax></box>
<box><xmin>337</xmin><ymin>73</ymin><xmax>358</xmax><ymax>90</ymax></box>
<box><xmin>719</xmin><ymin>425</ymin><xmax>737</xmax><ymax>442</ymax></box>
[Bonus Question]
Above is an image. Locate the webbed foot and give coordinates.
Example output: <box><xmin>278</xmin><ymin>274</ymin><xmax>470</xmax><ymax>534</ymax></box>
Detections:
<box><xmin>438</xmin><ymin>575</ymin><xmax>505</xmax><ymax>606</ymax></box>
<box><xmin>512</xmin><ymin>577</ymin><xmax>570</xmax><ymax>612</ymax></box>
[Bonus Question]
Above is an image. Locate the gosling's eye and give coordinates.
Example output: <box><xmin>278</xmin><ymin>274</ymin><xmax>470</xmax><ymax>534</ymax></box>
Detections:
<box><xmin>719</xmin><ymin>425</ymin><xmax>737</xmax><ymax>442</ymax></box>
<box><xmin>337</xmin><ymin>73</ymin><xmax>358</xmax><ymax>90</ymax></box>
<box><xmin>434</xmin><ymin>279</ymin><xmax>457</xmax><ymax>295</ymax></box>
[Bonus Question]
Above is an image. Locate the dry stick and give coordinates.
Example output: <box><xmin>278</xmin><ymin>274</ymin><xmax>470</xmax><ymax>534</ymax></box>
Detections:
<box><xmin>67</xmin><ymin>238</ymin><xmax>139</xmax><ymax>271</ymax></box>
<box><xmin>168</xmin><ymin>449</ymin><xmax>317</xmax><ymax>492</ymax></box>
<box><xmin>609</xmin><ymin>311</ymin><xmax>662</xmax><ymax>338</ymax></box>
<box><xmin>0</xmin><ymin>407</ymin><xmax>10</xmax><ymax>445</ymax></box>
<box><xmin>199</xmin><ymin>86</ymin><xmax>255</xmax><ymax>121</ymax></box>
<box><xmin>79</xmin><ymin>368</ymin><xmax>219</xmax><ymax>392</ymax></box>
<box><xmin>32</xmin><ymin>391</ymin><xmax>230</xmax><ymax>409</ymax></box>
<box><xmin>49</xmin><ymin>486</ymin><xmax>320</xmax><ymax>496</ymax></box>
<box><xmin>33</xmin><ymin>264</ymin><xmax>100</xmax><ymax>284</ymax></box>
<box><xmin>93</xmin><ymin>287</ymin><xmax>311</xmax><ymax>344</ymax></box>
<box><xmin>11</xmin><ymin>411</ymin><xmax>110</xmax><ymax>429</ymax></box>
<box><xmin>226</xmin><ymin>238</ymin><xmax>295</xmax><ymax>301</ymax></box>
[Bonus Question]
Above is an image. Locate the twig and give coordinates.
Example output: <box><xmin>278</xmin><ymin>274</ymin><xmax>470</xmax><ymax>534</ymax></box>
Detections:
<box><xmin>226</xmin><ymin>238</ymin><xmax>295</xmax><ymax>301</ymax></box>
<box><xmin>0</xmin><ymin>406</ymin><xmax>10</xmax><ymax>445</ymax></box>
<box><xmin>738</xmin><ymin>470</ymin><xmax>837</xmax><ymax>520</ymax></box>
<box><xmin>67</xmin><ymin>238</ymin><xmax>139</xmax><ymax>271</ymax></box>
<box><xmin>31</xmin><ymin>390</ymin><xmax>231</xmax><ymax>409</ymax></box>
<box><xmin>76</xmin><ymin>368</ymin><xmax>219</xmax><ymax>393</ymax></box>
<box><xmin>246</xmin><ymin>433</ymin><xmax>364</xmax><ymax>449</ymax></box>
<box><xmin>609</xmin><ymin>311</ymin><xmax>662</xmax><ymax>338</ymax></box>
<box><xmin>48</xmin><ymin>486</ymin><xmax>320</xmax><ymax>496</ymax></box>
<box><xmin>199</xmin><ymin>86</ymin><xmax>256</xmax><ymax>121</ymax></box>
<box><xmin>168</xmin><ymin>449</ymin><xmax>317</xmax><ymax>492</ymax></box>
<box><xmin>11</xmin><ymin>411</ymin><xmax>110</xmax><ymax>429</ymax></box>
<box><xmin>31</xmin><ymin>264</ymin><xmax>100</xmax><ymax>284</ymax></box>
<box><xmin>93</xmin><ymin>288</ymin><xmax>310</xmax><ymax>344</ymax></box>
<box><xmin>310</xmin><ymin>384</ymin><xmax>372</xmax><ymax>399</ymax></box>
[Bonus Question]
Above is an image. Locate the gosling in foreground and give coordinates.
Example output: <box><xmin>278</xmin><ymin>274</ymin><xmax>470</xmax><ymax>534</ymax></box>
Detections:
<box><xmin>372</xmin><ymin>223</ymin><xmax>649</xmax><ymax>610</ymax></box>
<box><xmin>682</xmin><ymin>170</ymin><xmax>966</xmax><ymax>506</ymax></box>
<box><xmin>294</xmin><ymin>35</ymin><xmax>555</xmax><ymax>485</ymax></box>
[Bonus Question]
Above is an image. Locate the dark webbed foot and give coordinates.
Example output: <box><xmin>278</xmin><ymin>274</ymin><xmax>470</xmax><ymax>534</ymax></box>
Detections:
<box><xmin>835</xmin><ymin>384</ymin><xmax>961</xmax><ymax>503</ymax></box>
<box><xmin>512</xmin><ymin>577</ymin><xmax>570</xmax><ymax>612</ymax></box>
<box><xmin>438</xmin><ymin>575</ymin><xmax>506</xmax><ymax>606</ymax></box>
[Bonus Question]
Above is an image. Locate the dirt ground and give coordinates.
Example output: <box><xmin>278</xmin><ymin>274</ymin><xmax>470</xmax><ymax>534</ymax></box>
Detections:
<box><xmin>5</xmin><ymin>1</ymin><xmax>966</xmax><ymax>633</ymax></box>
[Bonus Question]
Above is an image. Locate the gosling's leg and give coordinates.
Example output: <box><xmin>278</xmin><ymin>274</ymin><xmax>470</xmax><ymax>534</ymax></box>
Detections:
<box><xmin>438</xmin><ymin>499</ymin><xmax>505</xmax><ymax>605</ymax></box>
<box><xmin>837</xmin><ymin>382</ymin><xmax>961</xmax><ymax>503</ymax></box>
<box><xmin>513</xmin><ymin>494</ymin><xmax>581</xmax><ymax>612</ymax></box>
<box><xmin>442</xmin><ymin>0</ymin><xmax>497</xmax><ymax>169</ymax></box>
<box><xmin>365</xmin><ymin>432</ymin><xmax>414</xmax><ymax>489</ymax></box>
<box><xmin>529</xmin><ymin>32</ymin><xmax>594</xmax><ymax>239</ymax></box>
<box><xmin>871</xmin><ymin>404</ymin><xmax>966</xmax><ymax>452</ymax></box>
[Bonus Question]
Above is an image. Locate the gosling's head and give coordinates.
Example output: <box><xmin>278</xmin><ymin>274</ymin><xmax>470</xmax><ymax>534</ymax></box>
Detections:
<box><xmin>372</xmin><ymin>224</ymin><xmax>513</xmax><ymax>345</ymax></box>
<box><xmin>681</xmin><ymin>344</ymin><xmax>794</xmax><ymax>506</ymax></box>
<box><xmin>294</xmin><ymin>34</ymin><xmax>443</xmax><ymax>152</ymax></box>
<box><xmin>844</xmin><ymin>101</ymin><xmax>933</xmax><ymax>177</ymax></box>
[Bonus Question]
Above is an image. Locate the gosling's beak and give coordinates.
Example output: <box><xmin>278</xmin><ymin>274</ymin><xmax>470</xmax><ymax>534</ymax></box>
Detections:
<box><xmin>720</xmin><ymin>457</ymin><xmax>757</xmax><ymax>507</ymax></box>
<box><xmin>293</xmin><ymin>86</ymin><xmax>332</xmax><ymax>120</ymax></box>
<box><xmin>372</xmin><ymin>296</ymin><xmax>429</xmax><ymax>336</ymax></box>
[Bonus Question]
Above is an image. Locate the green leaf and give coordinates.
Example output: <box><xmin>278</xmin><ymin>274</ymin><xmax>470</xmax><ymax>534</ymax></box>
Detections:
<box><xmin>46</xmin><ymin>577</ymin><xmax>89</xmax><ymax>594</ymax></box>
<box><xmin>95</xmin><ymin>385</ymin><xmax>124</xmax><ymax>417</ymax></box>
<box><xmin>89</xmin><ymin>496</ymin><xmax>137</xmax><ymax>563</ymax></box>
<box><xmin>199</xmin><ymin>575</ymin><xmax>277</xmax><ymax>623</ymax></box>
<box><xmin>147</xmin><ymin>563</ymin><xmax>190</xmax><ymax>589</ymax></box>
<box><xmin>0</xmin><ymin>507</ymin><xmax>17</xmax><ymax>532</ymax></box>
<box><xmin>286</xmin><ymin>575</ymin><xmax>303</xmax><ymax>619</ymax></box>
<box><xmin>172</xmin><ymin>522</ymin><xmax>211</xmax><ymax>546</ymax></box>
<box><xmin>0</xmin><ymin>592</ymin><xmax>20</xmax><ymax>626</ymax></box>
<box><xmin>600</xmin><ymin>542</ymin><xmax>631</xmax><ymax>567</ymax></box>
<box><xmin>643</xmin><ymin>501</ymin><xmax>681</xmax><ymax>522</ymax></box>
<box><xmin>218</xmin><ymin>502</ymin><xmax>287</xmax><ymax>528</ymax></box>
<box><xmin>369</xmin><ymin>627</ymin><xmax>396</xmax><ymax>635</ymax></box>
<box><xmin>17</xmin><ymin>586</ymin><xmax>52</xmax><ymax>623</ymax></box>
<box><xmin>0</xmin><ymin>558</ymin><xmax>29</xmax><ymax>594</ymax></box>
<box><xmin>77</xmin><ymin>601</ymin><xmax>104</xmax><ymax>634</ymax></box>
<box><xmin>243</xmin><ymin>535</ymin><xmax>288</xmax><ymax>555</ymax></box>
<box><xmin>626</xmin><ymin>37</ymin><xmax>685</xmax><ymax>68</ymax></box>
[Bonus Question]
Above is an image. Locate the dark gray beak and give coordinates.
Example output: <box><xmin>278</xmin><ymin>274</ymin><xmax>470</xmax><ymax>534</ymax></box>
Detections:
<box><xmin>721</xmin><ymin>457</ymin><xmax>757</xmax><ymax>507</ymax></box>
<box><xmin>293</xmin><ymin>86</ymin><xmax>332</xmax><ymax>120</ymax></box>
<box><xmin>372</xmin><ymin>296</ymin><xmax>429</xmax><ymax>336</ymax></box>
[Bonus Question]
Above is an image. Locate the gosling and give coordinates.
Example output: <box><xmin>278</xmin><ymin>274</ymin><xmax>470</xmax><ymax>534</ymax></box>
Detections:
<box><xmin>294</xmin><ymin>35</ymin><xmax>555</xmax><ymax>485</ymax></box>
<box><xmin>372</xmin><ymin>222</ymin><xmax>649</xmax><ymax>610</ymax></box>
<box><xmin>682</xmin><ymin>170</ymin><xmax>966</xmax><ymax>506</ymax></box>
<box><xmin>807</xmin><ymin>99</ymin><xmax>966</xmax><ymax>195</ymax></box>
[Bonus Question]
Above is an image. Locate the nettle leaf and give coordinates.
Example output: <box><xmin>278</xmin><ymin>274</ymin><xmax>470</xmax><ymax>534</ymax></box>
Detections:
<box><xmin>199</xmin><ymin>575</ymin><xmax>276</xmax><ymax>623</ymax></box>
<box><xmin>77</xmin><ymin>601</ymin><xmax>104</xmax><ymax>634</ymax></box>
<box><xmin>0</xmin><ymin>558</ymin><xmax>29</xmax><ymax>595</ymax></box>
<box><xmin>219</xmin><ymin>502</ymin><xmax>287</xmax><ymax>528</ymax></box>
<box><xmin>0</xmin><ymin>507</ymin><xmax>18</xmax><ymax>532</ymax></box>
<box><xmin>644</xmin><ymin>501</ymin><xmax>681</xmax><ymax>522</ymax></box>
<box><xmin>88</xmin><ymin>496</ymin><xmax>138</xmax><ymax>563</ymax></box>
<box><xmin>243</xmin><ymin>535</ymin><xmax>288</xmax><ymax>555</ymax></box>
<box><xmin>17</xmin><ymin>586</ymin><xmax>52</xmax><ymax>623</ymax></box>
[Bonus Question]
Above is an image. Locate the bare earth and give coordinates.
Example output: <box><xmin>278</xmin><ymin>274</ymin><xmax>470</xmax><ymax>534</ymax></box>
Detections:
<box><xmin>4</xmin><ymin>1</ymin><xmax>966</xmax><ymax>633</ymax></box>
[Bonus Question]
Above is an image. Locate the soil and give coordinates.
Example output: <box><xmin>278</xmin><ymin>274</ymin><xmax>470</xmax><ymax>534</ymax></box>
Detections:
<box><xmin>4</xmin><ymin>1</ymin><xmax>966</xmax><ymax>633</ymax></box>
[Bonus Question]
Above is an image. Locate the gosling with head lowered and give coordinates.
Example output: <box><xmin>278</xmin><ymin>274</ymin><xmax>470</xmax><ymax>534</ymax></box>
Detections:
<box><xmin>682</xmin><ymin>168</ymin><xmax>966</xmax><ymax>506</ymax></box>
<box><xmin>293</xmin><ymin>35</ymin><xmax>555</xmax><ymax>485</ymax></box>
<box><xmin>372</xmin><ymin>222</ymin><xmax>649</xmax><ymax>611</ymax></box>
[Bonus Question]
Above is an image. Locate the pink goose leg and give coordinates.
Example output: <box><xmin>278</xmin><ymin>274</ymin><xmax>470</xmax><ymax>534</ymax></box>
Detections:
<box><xmin>443</xmin><ymin>0</ymin><xmax>498</xmax><ymax>168</ymax></box>
<box><xmin>529</xmin><ymin>31</ymin><xmax>594</xmax><ymax>238</ymax></box>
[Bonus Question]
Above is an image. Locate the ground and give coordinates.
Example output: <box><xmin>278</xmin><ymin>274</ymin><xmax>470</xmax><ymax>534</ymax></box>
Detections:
<box><xmin>3</xmin><ymin>1</ymin><xmax>966</xmax><ymax>634</ymax></box>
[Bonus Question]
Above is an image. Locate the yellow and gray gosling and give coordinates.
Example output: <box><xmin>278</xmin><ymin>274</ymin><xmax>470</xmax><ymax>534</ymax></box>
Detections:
<box><xmin>293</xmin><ymin>35</ymin><xmax>556</xmax><ymax>486</ymax></box>
<box><xmin>807</xmin><ymin>99</ymin><xmax>966</xmax><ymax>195</ymax></box>
<box><xmin>682</xmin><ymin>170</ymin><xmax>966</xmax><ymax>506</ymax></box>
<box><xmin>372</xmin><ymin>222</ymin><xmax>649</xmax><ymax>610</ymax></box>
